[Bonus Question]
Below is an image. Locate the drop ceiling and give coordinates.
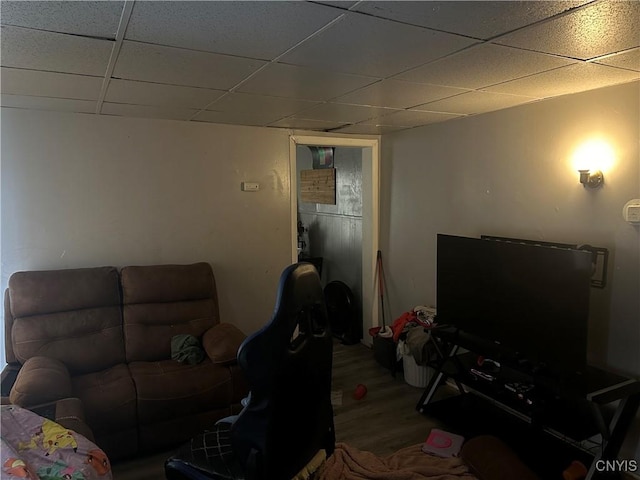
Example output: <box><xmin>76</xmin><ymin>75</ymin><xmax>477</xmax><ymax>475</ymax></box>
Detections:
<box><xmin>1</xmin><ymin>0</ymin><xmax>639</xmax><ymax>134</ymax></box>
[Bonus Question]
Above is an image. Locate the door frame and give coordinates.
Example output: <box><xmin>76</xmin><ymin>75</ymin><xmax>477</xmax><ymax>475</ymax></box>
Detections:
<box><xmin>289</xmin><ymin>134</ymin><xmax>380</xmax><ymax>345</ymax></box>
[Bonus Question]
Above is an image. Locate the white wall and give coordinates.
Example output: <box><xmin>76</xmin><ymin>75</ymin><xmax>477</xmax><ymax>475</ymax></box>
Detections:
<box><xmin>381</xmin><ymin>81</ymin><xmax>639</xmax><ymax>458</ymax></box>
<box><xmin>1</xmin><ymin>109</ymin><xmax>293</xmax><ymax>349</ymax></box>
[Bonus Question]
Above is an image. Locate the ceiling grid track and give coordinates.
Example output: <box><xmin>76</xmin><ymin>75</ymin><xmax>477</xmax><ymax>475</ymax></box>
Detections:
<box><xmin>189</xmin><ymin>10</ymin><xmax>352</xmax><ymax>121</ymax></box>
<box><xmin>95</xmin><ymin>0</ymin><xmax>135</xmax><ymax>115</ymax></box>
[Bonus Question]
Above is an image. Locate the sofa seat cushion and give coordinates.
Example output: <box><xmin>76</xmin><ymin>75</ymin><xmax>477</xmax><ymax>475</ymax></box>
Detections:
<box><xmin>71</xmin><ymin>363</ymin><xmax>137</xmax><ymax>439</ymax></box>
<box><xmin>129</xmin><ymin>359</ymin><xmax>235</xmax><ymax>425</ymax></box>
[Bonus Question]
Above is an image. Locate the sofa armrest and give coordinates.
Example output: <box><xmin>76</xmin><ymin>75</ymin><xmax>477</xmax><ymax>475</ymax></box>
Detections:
<box><xmin>53</xmin><ymin>397</ymin><xmax>95</xmax><ymax>442</ymax></box>
<box><xmin>21</xmin><ymin>397</ymin><xmax>95</xmax><ymax>442</ymax></box>
<box><xmin>9</xmin><ymin>356</ymin><xmax>72</xmax><ymax>407</ymax></box>
<box><xmin>202</xmin><ymin>323</ymin><xmax>246</xmax><ymax>365</ymax></box>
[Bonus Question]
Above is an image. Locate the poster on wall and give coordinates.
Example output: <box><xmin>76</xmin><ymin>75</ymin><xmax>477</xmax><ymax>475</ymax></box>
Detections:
<box><xmin>309</xmin><ymin>146</ymin><xmax>334</xmax><ymax>169</ymax></box>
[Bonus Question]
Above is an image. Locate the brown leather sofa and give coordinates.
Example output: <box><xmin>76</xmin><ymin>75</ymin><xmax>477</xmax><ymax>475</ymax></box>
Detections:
<box><xmin>2</xmin><ymin>263</ymin><xmax>248</xmax><ymax>460</ymax></box>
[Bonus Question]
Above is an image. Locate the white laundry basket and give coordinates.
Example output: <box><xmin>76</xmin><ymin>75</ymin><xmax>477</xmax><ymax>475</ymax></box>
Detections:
<box><xmin>403</xmin><ymin>353</ymin><xmax>433</xmax><ymax>388</ymax></box>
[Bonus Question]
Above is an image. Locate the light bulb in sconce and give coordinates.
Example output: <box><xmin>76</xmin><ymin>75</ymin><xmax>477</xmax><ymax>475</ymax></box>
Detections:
<box><xmin>578</xmin><ymin>168</ymin><xmax>604</xmax><ymax>188</ymax></box>
<box><xmin>572</xmin><ymin>138</ymin><xmax>614</xmax><ymax>189</ymax></box>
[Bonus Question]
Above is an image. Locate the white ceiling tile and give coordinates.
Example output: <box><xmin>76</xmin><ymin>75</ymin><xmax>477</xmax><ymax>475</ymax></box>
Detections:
<box><xmin>332</xmin><ymin>123</ymin><xmax>405</xmax><ymax>135</ymax></box>
<box><xmin>396</xmin><ymin>44</ymin><xmax>576</xmax><ymax>89</ymax></box>
<box><xmin>1</xmin><ymin>94</ymin><xmax>96</xmax><ymax>113</ymax></box>
<box><xmin>206</xmin><ymin>93</ymin><xmax>318</xmax><ymax>117</ymax></box>
<box><xmin>105</xmin><ymin>79</ymin><xmax>225</xmax><ymax>109</ymax></box>
<box><xmin>236</xmin><ymin>63</ymin><xmax>377</xmax><ymax>101</ymax></box>
<box><xmin>0</xmin><ymin>67</ymin><xmax>103</xmax><ymax>100</ymax></box>
<box><xmin>483</xmin><ymin>63</ymin><xmax>640</xmax><ymax>98</ymax></box>
<box><xmin>192</xmin><ymin>110</ymin><xmax>284</xmax><ymax>127</ymax></box>
<box><xmin>412</xmin><ymin>91</ymin><xmax>538</xmax><ymax>115</ymax></box>
<box><xmin>496</xmin><ymin>1</ymin><xmax>640</xmax><ymax>60</ymax></box>
<box><xmin>100</xmin><ymin>102</ymin><xmax>199</xmax><ymax>121</ymax></box>
<box><xmin>594</xmin><ymin>48</ymin><xmax>640</xmax><ymax>72</ymax></box>
<box><xmin>126</xmin><ymin>1</ymin><xmax>342</xmax><ymax>60</ymax></box>
<box><xmin>0</xmin><ymin>1</ymin><xmax>636</xmax><ymax>127</ymax></box>
<box><xmin>334</xmin><ymin>79</ymin><xmax>468</xmax><ymax>109</ymax></box>
<box><xmin>353</xmin><ymin>1</ymin><xmax>590</xmax><ymax>39</ymax></box>
<box><xmin>0</xmin><ymin>26</ymin><xmax>113</xmax><ymax>76</ymax></box>
<box><xmin>0</xmin><ymin>1</ymin><xmax>124</xmax><ymax>39</ymax></box>
<box><xmin>280</xmin><ymin>12</ymin><xmax>476</xmax><ymax>77</ymax></box>
<box><xmin>269</xmin><ymin>118</ymin><xmax>348</xmax><ymax>131</ymax></box>
<box><xmin>292</xmin><ymin>103</ymin><xmax>400</xmax><ymax>123</ymax></box>
<box><xmin>113</xmin><ymin>41</ymin><xmax>266</xmax><ymax>90</ymax></box>
<box><xmin>365</xmin><ymin>109</ymin><xmax>462</xmax><ymax>127</ymax></box>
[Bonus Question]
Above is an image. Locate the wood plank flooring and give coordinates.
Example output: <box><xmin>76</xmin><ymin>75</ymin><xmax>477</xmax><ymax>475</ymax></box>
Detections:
<box><xmin>331</xmin><ymin>341</ymin><xmax>441</xmax><ymax>455</ymax></box>
<box><xmin>111</xmin><ymin>341</ymin><xmax>438</xmax><ymax>479</ymax></box>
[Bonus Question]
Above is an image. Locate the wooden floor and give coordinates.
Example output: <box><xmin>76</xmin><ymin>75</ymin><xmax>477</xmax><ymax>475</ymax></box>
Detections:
<box><xmin>111</xmin><ymin>341</ymin><xmax>439</xmax><ymax>479</ymax></box>
<box><xmin>331</xmin><ymin>340</ymin><xmax>441</xmax><ymax>455</ymax></box>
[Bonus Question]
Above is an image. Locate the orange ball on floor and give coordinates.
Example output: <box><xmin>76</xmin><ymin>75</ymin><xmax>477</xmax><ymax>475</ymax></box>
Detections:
<box><xmin>353</xmin><ymin>384</ymin><xmax>367</xmax><ymax>400</ymax></box>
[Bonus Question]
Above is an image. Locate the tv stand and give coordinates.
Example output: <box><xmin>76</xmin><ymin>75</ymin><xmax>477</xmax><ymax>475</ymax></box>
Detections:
<box><xmin>417</xmin><ymin>327</ymin><xmax>640</xmax><ymax>480</ymax></box>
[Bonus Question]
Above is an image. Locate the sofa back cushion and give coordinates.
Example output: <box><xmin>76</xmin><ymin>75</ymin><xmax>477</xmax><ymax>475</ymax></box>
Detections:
<box><xmin>121</xmin><ymin>263</ymin><xmax>219</xmax><ymax>362</ymax></box>
<box><xmin>7</xmin><ymin>267</ymin><xmax>125</xmax><ymax>375</ymax></box>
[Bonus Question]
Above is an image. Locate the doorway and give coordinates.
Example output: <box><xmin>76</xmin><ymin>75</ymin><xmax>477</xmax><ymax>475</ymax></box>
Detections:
<box><xmin>289</xmin><ymin>135</ymin><xmax>379</xmax><ymax>346</ymax></box>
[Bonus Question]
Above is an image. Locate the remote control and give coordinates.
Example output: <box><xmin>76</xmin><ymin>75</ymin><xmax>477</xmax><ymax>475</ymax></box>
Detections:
<box><xmin>470</xmin><ymin>368</ymin><xmax>495</xmax><ymax>381</ymax></box>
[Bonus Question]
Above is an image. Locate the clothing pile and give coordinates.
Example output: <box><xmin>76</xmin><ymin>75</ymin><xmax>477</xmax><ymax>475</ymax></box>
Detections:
<box><xmin>391</xmin><ymin>306</ymin><xmax>437</xmax><ymax>366</ymax></box>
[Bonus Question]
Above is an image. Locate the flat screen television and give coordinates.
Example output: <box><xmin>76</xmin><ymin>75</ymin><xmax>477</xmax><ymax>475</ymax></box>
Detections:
<box><xmin>436</xmin><ymin>234</ymin><xmax>592</xmax><ymax>376</ymax></box>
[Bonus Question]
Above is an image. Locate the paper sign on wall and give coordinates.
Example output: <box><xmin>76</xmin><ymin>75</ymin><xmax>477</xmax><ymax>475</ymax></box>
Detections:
<box><xmin>300</xmin><ymin>168</ymin><xmax>336</xmax><ymax>205</ymax></box>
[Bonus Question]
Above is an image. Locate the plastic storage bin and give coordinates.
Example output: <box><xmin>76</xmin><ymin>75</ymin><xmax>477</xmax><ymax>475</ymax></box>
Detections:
<box><xmin>403</xmin><ymin>353</ymin><xmax>433</xmax><ymax>388</ymax></box>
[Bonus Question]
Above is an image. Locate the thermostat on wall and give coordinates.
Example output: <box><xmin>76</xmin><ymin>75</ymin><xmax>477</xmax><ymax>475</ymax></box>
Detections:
<box><xmin>622</xmin><ymin>199</ymin><xmax>640</xmax><ymax>224</ymax></box>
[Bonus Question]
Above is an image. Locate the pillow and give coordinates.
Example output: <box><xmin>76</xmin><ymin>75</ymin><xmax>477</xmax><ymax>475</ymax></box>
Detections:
<box><xmin>202</xmin><ymin>323</ymin><xmax>246</xmax><ymax>365</ymax></box>
<box><xmin>10</xmin><ymin>357</ymin><xmax>72</xmax><ymax>407</ymax></box>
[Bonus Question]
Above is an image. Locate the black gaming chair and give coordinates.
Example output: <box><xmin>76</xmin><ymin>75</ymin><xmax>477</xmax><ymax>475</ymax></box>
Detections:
<box><xmin>165</xmin><ymin>262</ymin><xmax>335</xmax><ymax>480</ymax></box>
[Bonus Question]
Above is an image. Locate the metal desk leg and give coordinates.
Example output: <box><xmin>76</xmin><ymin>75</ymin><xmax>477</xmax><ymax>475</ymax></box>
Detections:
<box><xmin>416</xmin><ymin>344</ymin><xmax>460</xmax><ymax>412</ymax></box>
<box><xmin>585</xmin><ymin>392</ymin><xmax>640</xmax><ymax>480</ymax></box>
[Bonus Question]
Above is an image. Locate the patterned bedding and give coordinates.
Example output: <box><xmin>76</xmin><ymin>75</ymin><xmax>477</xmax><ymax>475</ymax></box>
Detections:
<box><xmin>1</xmin><ymin>405</ymin><xmax>112</xmax><ymax>480</ymax></box>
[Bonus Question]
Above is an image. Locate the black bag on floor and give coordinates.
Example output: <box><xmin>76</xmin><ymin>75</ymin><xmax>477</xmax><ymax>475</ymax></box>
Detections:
<box><xmin>373</xmin><ymin>335</ymin><xmax>400</xmax><ymax>376</ymax></box>
<box><xmin>324</xmin><ymin>281</ymin><xmax>362</xmax><ymax>345</ymax></box>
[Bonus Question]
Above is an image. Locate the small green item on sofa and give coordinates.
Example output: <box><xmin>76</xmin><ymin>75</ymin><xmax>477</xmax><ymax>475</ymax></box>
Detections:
<box><xmin>171</xmin><ymin>334</ymin><xmax>205</xmax><ymax>365</ymax></box>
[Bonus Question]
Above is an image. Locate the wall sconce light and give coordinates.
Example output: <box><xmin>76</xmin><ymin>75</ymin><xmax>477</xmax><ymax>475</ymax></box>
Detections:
<box><xmin>572</xmin><ymin>138</ymin><xmax>613</xmax><ymax>189</ymax></box>
<box><xmin>578</xmin><ymin>169</ymin><xmax>604</xmax><ymax>188</ymax></box>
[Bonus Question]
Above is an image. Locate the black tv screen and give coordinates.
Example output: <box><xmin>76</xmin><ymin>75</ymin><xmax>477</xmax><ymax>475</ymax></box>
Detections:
<box><xmin>436</xmin><ymin>234</ymin><xmax>592</xmax><ymax>375</ymax></box>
